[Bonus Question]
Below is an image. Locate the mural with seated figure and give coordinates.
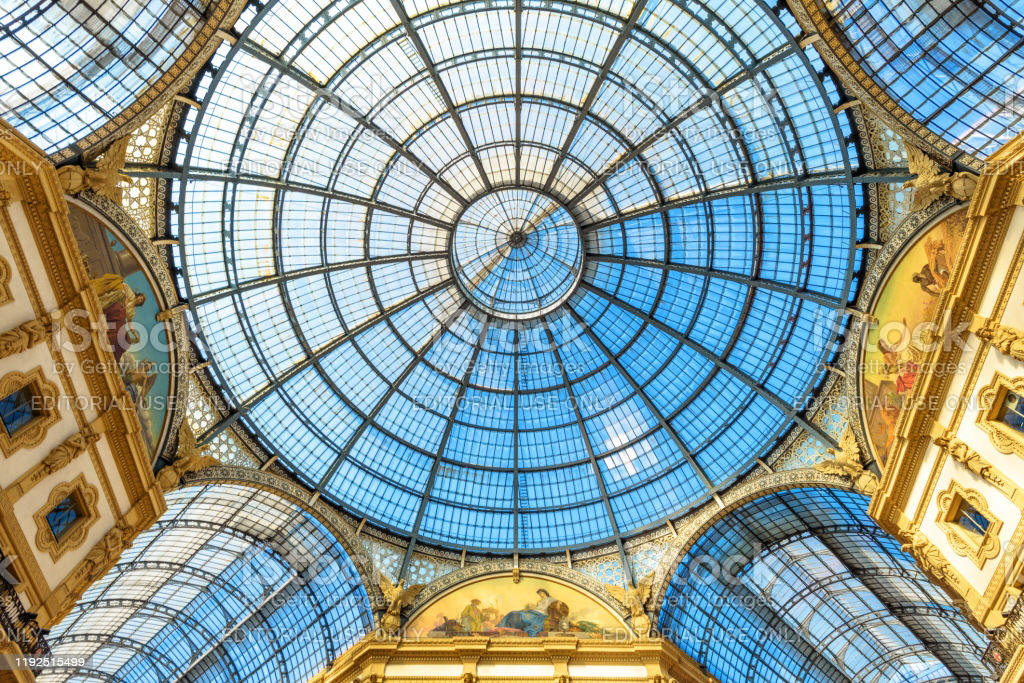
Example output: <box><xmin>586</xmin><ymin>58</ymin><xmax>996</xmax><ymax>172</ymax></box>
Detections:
<box><xmin>67</xmin><ymin>202</ymin><xmax>172</xmax><ymax>458</ymax></box>
<box><xmin>860</xmin><ymin>207</ymin><xmax>969</xmax><ymax>465</ymax></box>
<box><xmin>405</xmin><ymin>575</ymin><xmax>624</xmax><ymax>638</ymax></box>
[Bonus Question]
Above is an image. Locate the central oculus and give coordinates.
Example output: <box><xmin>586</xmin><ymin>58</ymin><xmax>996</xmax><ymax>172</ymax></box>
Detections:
<box><xmin>450</xmin><ymin>188</ymin><xmax>584</xmax><ymax>320</ymax></box>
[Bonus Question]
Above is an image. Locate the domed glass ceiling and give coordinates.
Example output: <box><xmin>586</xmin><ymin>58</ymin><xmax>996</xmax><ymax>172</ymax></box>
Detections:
<box><xmin>175</xmin><ymin>0</ymin><xmax>862</xmax><ymax>552</ymax></box>
<box><xmin>822</xmin><ymin>0</ymin><xmax>1023</xmax><ymax>161</ymax></box>
<box><xmin>0</xmin><ymin>0</ymin><xmax>209</xmax><ymax>153</ymax></box>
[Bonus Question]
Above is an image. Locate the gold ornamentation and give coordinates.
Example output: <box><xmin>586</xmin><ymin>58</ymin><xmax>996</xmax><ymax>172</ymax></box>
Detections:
<box><xmin>0</xmin><ymin>366</ymin><xmax>61</xmax><ymax>456</ymax></box>
<box><xmin>32</xmin><ymin>474</ymin><xmax>99</xmax><ymax>561</ymax></box>
<box><xmin>901</xmin><ymin>529</ymin><xmax>957</xmax><ymax>583</ymax></box>
<box><xmin>903</xmin><ymin>144</ymin><xmax>979</xmax><ymax>211</ymax></box>
<box><xmin>377</xmin><ymin>574</ymin><xmax>425</xmax><ymax>635</ymax></box>
<box><xmin>6</xmin><ymin>428</ymin><xmax>102</xmax><ymax>503</ymax></box>
<box><xmin>606</xmin><ymin>572</ymin><xmax>655</xmax><ymax>638</ymax></box>
<box><xmin>0</xmin><ymin>255</ymin><xmax>11</xmax><ymax>306</ymax></box>
<box><xmin>82</xmin><ymin>519</ymin><xmax>135</xmax><ymax>582</ymax></box>
<box><xmin>0</xmin><ymin>316</ymin><xmax>54</xmax><ymax>360</ymax></box>
<box><xmin>813</xmin><ymin>427</ymin><xmax>879</xmax><ymax>495</ymax></box>
<box><xmin>936</xmin><ymin>481</ymin><xmax>1002</xmax><ymax>569</ymax></box>
<box><xmin>976</xmin><ymin>320</ymin><xmax>1024</xmax><ymax>363</ymax></box>
<box><xmin>56</xmin><ymin>137</ymin><xmax>131</xmax><ymax>204</ymax></box>
<box><xmin>155</xmin><ymin>421</ymin><xmax>219</xmax><ymax>492</ymax></box>
<box><xmin>933</xmin><ymin>431</ymin><xmax>1008</xmax><ymax>490</ymax></box>
<box><xmin>976</xmin><ymin>373</ymin><xmax>1024</xmax><ymax>457</ymax></box>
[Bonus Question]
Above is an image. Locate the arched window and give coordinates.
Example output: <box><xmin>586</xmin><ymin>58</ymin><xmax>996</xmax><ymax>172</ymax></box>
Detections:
<box><xmin>659</xmin><ymin>487</ymin><xmax>992</xmax><ymax>681</ymax></box>
<box><xmin>38</xmin><ymin>483</ymin><xmax>373</xmax><ymax>682</ymax></box>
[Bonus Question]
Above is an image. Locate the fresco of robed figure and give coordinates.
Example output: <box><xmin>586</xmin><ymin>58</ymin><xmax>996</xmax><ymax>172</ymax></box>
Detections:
<box><xmin>860</xmin><ymin>207</ymin><xmax>968</xmax><ymax>465</ymax></box>
<box><xmin>406</xmin><ymin>576</ymin><xmax>622</xmax><ymax>638</ymax></box>
<box><xmin>67</xmin><ymin>203</ymin><xmax>171</xmax><ymax>457</ymax></box>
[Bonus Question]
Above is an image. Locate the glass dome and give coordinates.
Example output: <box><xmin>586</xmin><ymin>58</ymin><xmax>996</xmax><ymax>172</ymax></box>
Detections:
<box><xmin>821</xmin><ymin>0</ymin><xmax>1024</xmax><ymax>161</ymax></box>
<box><xmin>0</xmin><ymin>0</ymin><xmax>209</xmax><ymax>154</ymax></box>
<box><xmin>176</xmin><ymin>0</ymin><xmax>862</xmax><ymax>552</ymax></box>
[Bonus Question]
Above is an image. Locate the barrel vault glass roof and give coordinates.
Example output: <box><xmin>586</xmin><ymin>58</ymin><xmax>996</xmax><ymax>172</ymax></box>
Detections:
<box><xmin>39</xmin><ymin>484</ymin><xmax>373</xmax><ymax>683</ymax></box>
<box><xmin>821</xmin><ymin>0</ymin><xmax>1024</xmax><ymax>162</ymax></box>
<box><xmin>0</xmin><ymin>0</ymin><xmax>209</xmax><ymax>154</ymax></box>
<box><xmin>171</xmin><ymin>0</ymin><xmax>865</xmax><ymax>552</ymax></box>
<box><xmin>660</xmin><ymin>488</ymin><xmax>992</xmax><ymax>682</ymax></box>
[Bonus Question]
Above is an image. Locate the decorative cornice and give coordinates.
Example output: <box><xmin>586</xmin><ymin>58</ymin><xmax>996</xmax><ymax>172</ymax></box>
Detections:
<box><xmin>6</xmin><ymin>428</ymin><xmax>101</xmax><ymax>503</ymax></box>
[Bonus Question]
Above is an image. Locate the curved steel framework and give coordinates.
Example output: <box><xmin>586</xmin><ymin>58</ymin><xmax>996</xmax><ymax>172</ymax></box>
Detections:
<box><xmin>0</xmin><ymin>0</ymin><xmax>209</xmax><ymax>154</ymax></box>
<box><xmin>162</xmin><ymin>0</ymin><xmax>880</xmax><ymax>554</ymax></box>
<box><xmin>659</xmin><ymin>487</ymin><xmax>992</xmax><ymax>682</ymax></box>
<box><xmin>37</xmin><ymin>484</ymin><xmax>373</xmax><ymax>683</ymax></box>
<box><xmin>816</xmin><ymin>0</ymin><xmax>1024</xmax><ymax>162</ymax></box>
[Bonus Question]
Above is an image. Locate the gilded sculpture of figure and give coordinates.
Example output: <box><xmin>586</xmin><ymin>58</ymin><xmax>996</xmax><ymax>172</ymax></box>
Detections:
<box><xmin>903</xmin><ymin>144</ymin><xmax>978</xmax><ymax>212</ymax></box>
<box><xmin>155</xmin><ymin>422</ymin><xmax>220</xmax><ymax>492</ymax></box>
<box><xmin>814</xmin><ymin>428</ymin><xmax>879</xmax><ymax>495</ymax></box>
<box><xmin>377</xmin><ymin>574</ymin><xmax>426</xmax><ymax>635</ymax></box>
<box><xmin>606</xmin><ymin>572</ymin><xmax>655</xmax><ymax>638</ymax></box>
<box><xmin>56</xmin><ymin>136</ymin><xmax>132</xmax><ymax>204</ymax></box>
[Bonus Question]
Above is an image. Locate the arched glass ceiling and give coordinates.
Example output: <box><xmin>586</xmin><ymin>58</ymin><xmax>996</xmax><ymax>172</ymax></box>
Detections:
<box><xmin>38</xmin><ymin>484</ymin><xmax>373</xmax><ymax>683</ymax></box>
<box><xmin>0</xmin><ymin>0</ymin><xmax>209</xmax><ymax>154</ymax></box>
<box><xmin>174</xmin><ymin>0</ymin><xmax>864</xmax><ymax>552</ymax></box>
<box><xmin>821</xmin><ymin>0</ymin><xmax>1024</xmax><ymax>161</ymax></box>
<box><xmin>659</xmin><ymin>488</ymin><xmax>992</xmax><ymax>682</ymax></box>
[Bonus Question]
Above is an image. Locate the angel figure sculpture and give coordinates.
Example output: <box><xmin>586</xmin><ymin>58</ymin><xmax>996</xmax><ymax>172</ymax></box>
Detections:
<box><xmin>607</xmin><ymin>572</ymin><xmax>655</xmax><ymax>638</ymax></box>
<box><xmin>56</xmin><ymin>136</ymin><xmax>132</xmax><ymax>204</ymax></box>
<box><xmin>377</xmin><ymin>574</ymin><xmax>426</xmax><ymax>635</ymax></box>
<box><xmin>814</xmin><ymin>427</ymin><xmax>878</xmax><ymax>495</ymax></box>
<box><xmin>903</xmin><ymin>144</ymin><xmax>978</xmax><ymax>212</ymax></box>
<box><xmin>155</xmin><ymin>421</ymin><xmax>220</xmax><ymax>492</ymax></box>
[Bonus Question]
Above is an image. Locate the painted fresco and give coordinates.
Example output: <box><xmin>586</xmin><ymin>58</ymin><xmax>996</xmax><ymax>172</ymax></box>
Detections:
<box><xmin>861</xmin><ymin>208</ymin><xmax>969</xmax><ymax>463</ymax></box>
<box><xmin>405</xmin><ymin>575</ymin><xmax>624</xmax><ymax>638</ymax></box>
<box><xmin>68</xmin><ymin>203</ymin><xmax>171</xmax><ymax>456</ymax></box>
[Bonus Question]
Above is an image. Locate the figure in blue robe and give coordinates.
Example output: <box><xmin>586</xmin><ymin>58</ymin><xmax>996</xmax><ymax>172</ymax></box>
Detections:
<box><xmin>496</xmin><ymin>589</ymin><xmax>555</xmax><ymax>636</ymax></box>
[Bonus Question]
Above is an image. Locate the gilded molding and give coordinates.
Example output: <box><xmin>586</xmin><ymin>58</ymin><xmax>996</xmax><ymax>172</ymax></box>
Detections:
<box><xmin>976</xmin><ymin>320</ymin><xmax>1024</xmax><ymax>363</ymax></box>
<box><xmin>0</xmin><ymin>366</ymin><xmax>61</xmax><ymax>457</ymax></box>
<box><xmin>0</xmin><ymin>118</ymin><xmax>164</xmax><ymax>626</ymax></box>
<box><xmin>310</xmin><ymin>633</ymin><xmax>712</xmax><ymax>683</ymax></box>
<box><xmin>0</xmin><ymin>255</ymin><xmax>11</xmax><ymax>307</ymax></box>
<box><xmin>32</xmin><ymin>474</ymin><xmax>100</xmax><ymax>562</ymax></box>
<box><xmin>935</xmin><ymin>481</ymin><xmax>1003</xmax><ymax>570</ymax></box>
<box><xmin>6</xmin><ymin>428</ymin><xmax>101</xmax><ymax>503</ymax></box>
<box><xmin>976</xmin><ymin>373</ymin><xmax>1024</xmax><ymax>458</ymax></box>
<box><xmin>0</xmin><ymin>316</ymin><xmax>55</xmax><ymax>361</ymax></box>
<box><xmin>933</xmin><ymin>429</ymin><xmax>1013</xmax><ymax>496</ymax></box>
<box><xmin>870</xmin><ymin>132</ymin><xmax>1024</xmax><ymax>536</ymax></box>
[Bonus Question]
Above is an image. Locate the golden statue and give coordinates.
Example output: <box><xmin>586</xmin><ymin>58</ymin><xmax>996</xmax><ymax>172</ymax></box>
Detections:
<box><xmin>56</xmin><ymin>136</ymin><xmax>132</xmax><ymax>204</ymax></box>
<box><xmin>903</xmin><ymin>144</ymin><xmax>978</xmax><ymax>212</ymax></box>
<box><xmin>377</xmin><ymin>574</ymin><xmax>425</xmax><ymax>635</ymax></box>
<box><xmin>155</xmin><ymin>421</ymin><xmax>220</xmax><ymax>492</ymax></box>
<box><xmin>814</xmin><ymin>427</ymin><xmax>878</xmax><ymax>495</ymax></box>
<box><xmin>607</xmin><ymin>572</ymin><xmax>655</xmax><ymax>638</ymax></box>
